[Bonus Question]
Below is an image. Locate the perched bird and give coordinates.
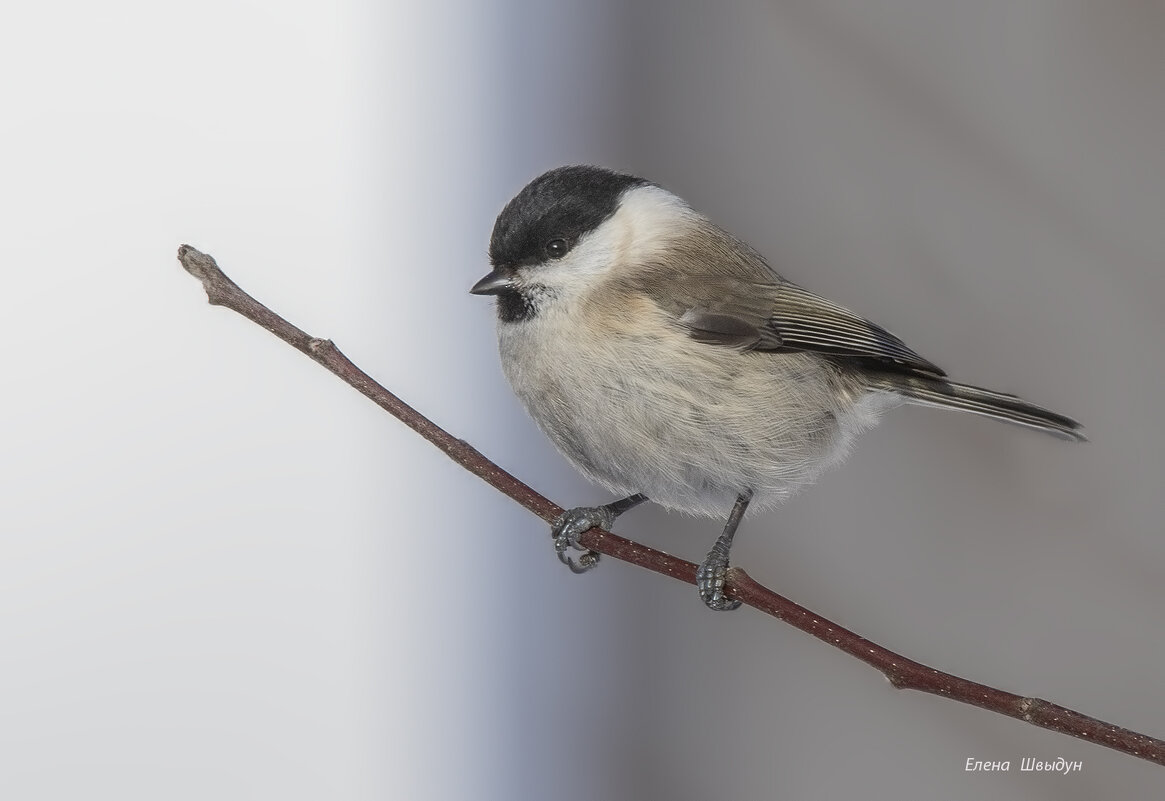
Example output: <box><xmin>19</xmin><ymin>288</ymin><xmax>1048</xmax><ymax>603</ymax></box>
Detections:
<box><xmin>471</xmin><ymin>165</ymin><xmax>1084</xmax><ymax>610</ymax></box>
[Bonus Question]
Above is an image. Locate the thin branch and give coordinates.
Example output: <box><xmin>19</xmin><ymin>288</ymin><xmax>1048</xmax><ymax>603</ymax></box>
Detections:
<box><xmin>176</xmin><ymin>244</ymin><xmax>1164</xmax><ymax>768</ymax></box>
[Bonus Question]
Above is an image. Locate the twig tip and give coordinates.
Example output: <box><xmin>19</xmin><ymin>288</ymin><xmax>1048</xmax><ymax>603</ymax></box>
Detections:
<box><xmin>176</xmin><ymin>244</ymin><xmax>232</xmax><ymax>305</ymax></box>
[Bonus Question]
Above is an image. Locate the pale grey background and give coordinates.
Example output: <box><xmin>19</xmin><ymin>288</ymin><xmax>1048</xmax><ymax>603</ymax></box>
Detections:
<box><xmin>1</xmin><ymin>1</ymin><xmax>1162</xmax><ymax>799</ymax></box>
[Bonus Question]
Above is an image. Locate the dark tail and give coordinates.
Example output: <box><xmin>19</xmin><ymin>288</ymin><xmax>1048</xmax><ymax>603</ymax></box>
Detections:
<box><xmin>870</xmin><ymin>374</ymin><xmax>1087</xmax><ymax>442</ymax></box>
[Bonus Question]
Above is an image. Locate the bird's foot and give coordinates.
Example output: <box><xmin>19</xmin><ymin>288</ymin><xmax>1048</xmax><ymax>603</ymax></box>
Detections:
<box><xmin>696</xmin><ymin>544</ymin><xmax>742</xmax><ymax>611</ymax></box>
<box><xmin>550</xmin><ymin>506</ymin><xmax>614</xmax><ymax>574</ymax></box>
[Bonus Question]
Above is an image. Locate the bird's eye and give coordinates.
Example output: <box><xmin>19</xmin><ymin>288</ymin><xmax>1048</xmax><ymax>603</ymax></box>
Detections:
<box><xmin>544</xmin><ymin>238</ymin><xmax>570</xmax><ymax>259</ymax></box>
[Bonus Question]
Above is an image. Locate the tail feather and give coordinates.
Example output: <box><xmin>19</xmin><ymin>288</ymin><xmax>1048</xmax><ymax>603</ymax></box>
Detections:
<box><xmin>870</xmin><ymin>374</ymin><xmax>1086</xmax><ymax>442</ymax></box>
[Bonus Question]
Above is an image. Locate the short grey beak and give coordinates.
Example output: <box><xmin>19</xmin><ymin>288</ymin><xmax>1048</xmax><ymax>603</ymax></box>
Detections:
<box><xmin>469</xmin><ymin>267</ymin><xmax>516</xmax><ymax>295</ymax></box>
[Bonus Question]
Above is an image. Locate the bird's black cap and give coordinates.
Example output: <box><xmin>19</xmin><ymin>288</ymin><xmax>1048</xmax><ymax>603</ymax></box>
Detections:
<box><xmin>488</xmin><ymin>166</ymin><xmax>647</xmax><ymax>269</ymax></box>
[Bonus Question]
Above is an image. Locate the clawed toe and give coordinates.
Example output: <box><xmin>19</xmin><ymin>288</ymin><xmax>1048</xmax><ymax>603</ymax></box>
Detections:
<box><xmin>551</xmin><ymin>506</ymin><xmax>614</xmax><ymax>574</ymax></box>
<box><xmin>696</xmin><ymin>552</ymin><xmax>742</xmax><ymax>611</ymax></box>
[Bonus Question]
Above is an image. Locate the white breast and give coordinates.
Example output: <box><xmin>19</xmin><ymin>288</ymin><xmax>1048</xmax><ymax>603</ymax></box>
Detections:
<box><xmin>498</xmin><ymin>294</ymin><xmax>891</xmax><ymax>517</ymax></box>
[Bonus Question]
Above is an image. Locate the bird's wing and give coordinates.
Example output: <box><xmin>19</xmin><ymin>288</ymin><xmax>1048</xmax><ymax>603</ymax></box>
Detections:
<box><xmin>632</xmin><ymin>226</ymin><xmax>946</xmax><ymax>376</ymax></box>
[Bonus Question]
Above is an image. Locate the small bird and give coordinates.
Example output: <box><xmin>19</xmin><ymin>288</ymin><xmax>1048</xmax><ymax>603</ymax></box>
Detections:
<box><xmin>471</xmin><ymin>165</ymin><xmax>1084</xmax><ymax>610</ymax></box>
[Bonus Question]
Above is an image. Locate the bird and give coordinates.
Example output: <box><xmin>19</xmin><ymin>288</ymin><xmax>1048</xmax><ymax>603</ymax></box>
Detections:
<box><xmin>471</xmin><ymin>165</ymin><xmax>1084</xmax><ymax>610</ymax></box>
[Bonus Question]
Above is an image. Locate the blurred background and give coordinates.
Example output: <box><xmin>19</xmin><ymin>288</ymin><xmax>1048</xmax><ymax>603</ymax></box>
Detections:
<box><xmin>2</xmin><ymin>1</ymin><xmax>1163</xmax><ymax>798</ymax></box>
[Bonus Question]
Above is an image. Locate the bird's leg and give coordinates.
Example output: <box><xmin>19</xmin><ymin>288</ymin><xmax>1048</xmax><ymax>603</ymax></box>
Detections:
<box><xmin>552</xmin><ymin>493</ymin><xmax>649</xmax><ymax>574</ymax></box>
<box><xmin>696</xmin><ymin>490</ymin><xmax>753</xmax><ymax>611</ymax></box>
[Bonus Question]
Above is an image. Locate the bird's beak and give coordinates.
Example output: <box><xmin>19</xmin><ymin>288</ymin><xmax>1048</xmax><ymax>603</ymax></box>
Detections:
<box><xmin>469</xmin><ymin>266</ymin><xmax>516</xmax><ymax>295</ymax></box>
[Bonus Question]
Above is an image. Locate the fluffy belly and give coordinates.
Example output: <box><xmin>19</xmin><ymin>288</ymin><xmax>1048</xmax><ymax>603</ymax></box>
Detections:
<box><xmin>500</xmin><ymin>322</ymin><xmax>886</xmax><ymax>517</ymax></box>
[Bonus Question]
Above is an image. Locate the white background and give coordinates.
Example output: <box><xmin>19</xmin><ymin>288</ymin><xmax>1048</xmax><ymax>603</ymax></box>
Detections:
<box><xmin>2</xmin><ymin>1</ymin><xmax>1163</xmax><ymax>799</ymax></box>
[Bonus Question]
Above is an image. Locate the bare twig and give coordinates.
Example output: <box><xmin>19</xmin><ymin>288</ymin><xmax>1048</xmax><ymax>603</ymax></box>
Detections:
<box><xmin>176</xmin><ymin>244</ymin><xmax>1165</xmax><ymax>767</ymax></box>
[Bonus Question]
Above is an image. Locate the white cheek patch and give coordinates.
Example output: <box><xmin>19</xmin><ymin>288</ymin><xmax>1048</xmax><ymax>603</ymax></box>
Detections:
<box><xmin>520</xmin><ymin>184</ymin><xmax>697</xmax><ymax>299</ymax></box>
<box><xmin>524</xmin><ymin>219</ymin><xmax>624</xmax><ymax>298</ymax></box>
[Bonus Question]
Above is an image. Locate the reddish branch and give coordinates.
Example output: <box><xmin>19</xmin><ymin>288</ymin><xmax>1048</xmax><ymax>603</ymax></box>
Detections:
<box><xmin>176</xmin><ymin>244</ymin><xmax>1164</xmax><ymax>767</ymax></box>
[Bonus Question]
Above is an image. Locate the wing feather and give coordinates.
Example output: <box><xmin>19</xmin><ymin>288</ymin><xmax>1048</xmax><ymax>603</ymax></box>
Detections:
<box><xmin>629</xmin><ymin>222</ymin><xmax>945</xmax><ymax>376</ymax></box>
